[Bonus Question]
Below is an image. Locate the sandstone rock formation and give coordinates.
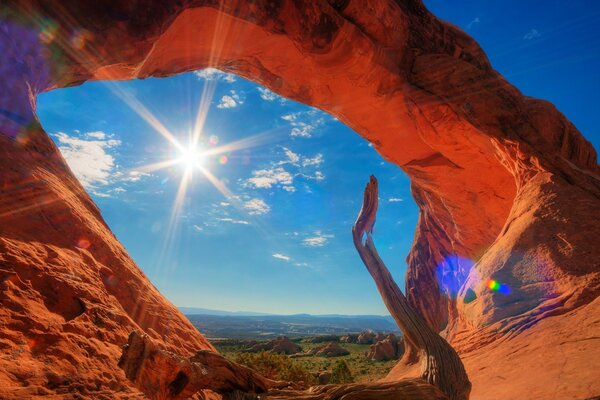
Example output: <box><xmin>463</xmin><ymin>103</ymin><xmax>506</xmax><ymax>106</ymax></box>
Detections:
<box><xmin>1</xmin><ymin>0</ymin><xmax>599</xmax><ymax>399</ymax></box>
<box><xmin>244</xmin><ymin>336</ymin><xmax>301</xmax><ymax>355</ymax></box>
<box><xmin>356</xmin><ymin>331</ymin><xmax>376</xmax><ymax>345</ymax></box>
<box><xmin>303</xmin><ymin>335</ymin><xmax>339</xmax><ymax>344</ymax></box>
<box><xmin>306</xmin><ymin>343</ymin><xmax>350</xmax><ymax>358</ymax></box>
<box><xmin>119</xmin><ymin>331</ymin><xmax>271</xmax><ymax>400</ymax></box>
<box><xmin>366</xmin><ymin>334</ymin><xmax>404</xmax><ymax>361</ymax></box>
<box><xmin>339</xmin><ymin>334</ymin><xmax>358</xmax><ymax>344</ymax></box>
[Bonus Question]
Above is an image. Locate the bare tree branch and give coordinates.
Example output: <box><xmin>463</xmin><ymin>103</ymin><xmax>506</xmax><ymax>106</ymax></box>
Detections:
<box><xmin>352</xmin><ymin>176</ymin><xmax>471</xmax><ymax>400</ymax></box>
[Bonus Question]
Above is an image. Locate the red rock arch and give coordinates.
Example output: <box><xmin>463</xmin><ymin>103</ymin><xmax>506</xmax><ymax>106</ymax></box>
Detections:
<box><xmin>1</xmin><ymin>1</ymin><xmax>599</xmax><ymax>399</ymax></box>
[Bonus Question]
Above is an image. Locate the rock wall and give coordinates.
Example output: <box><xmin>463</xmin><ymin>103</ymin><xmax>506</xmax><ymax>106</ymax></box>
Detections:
<box><xmin>1</xmin><ymin>1</ymin><xmax>599</xmax><ymax>398</ymax></box>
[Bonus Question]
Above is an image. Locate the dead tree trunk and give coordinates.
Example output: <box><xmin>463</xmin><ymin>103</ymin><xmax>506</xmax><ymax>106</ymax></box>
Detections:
<box><xmin>352</xmin><ymin>176</ymin><xmax>471</xmax><ymax>400</ymax></box>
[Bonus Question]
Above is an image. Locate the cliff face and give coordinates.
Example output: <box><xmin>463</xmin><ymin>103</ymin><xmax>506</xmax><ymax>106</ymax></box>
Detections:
<box><xmin>1</xmin><ymin>1</ymin><xmax>599</xmax><ymax>399</ymax></box>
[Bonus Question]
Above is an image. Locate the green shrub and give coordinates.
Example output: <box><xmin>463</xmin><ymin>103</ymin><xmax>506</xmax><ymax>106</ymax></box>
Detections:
<box><xmin>329</xmin><ymin>360</ymin><xmax>354</xmax><ymax>384</ymax></box>
<box><xmin>234</xmin><ymin>351</ymin><xmax>315</xmax><ymax>385</ymax></box>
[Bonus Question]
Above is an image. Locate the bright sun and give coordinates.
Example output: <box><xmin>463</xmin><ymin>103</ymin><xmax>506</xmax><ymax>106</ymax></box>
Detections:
<box><xmin>179</xmin><ymin>146</ymin><xmax>205</xmax><ymax>170</ymax></box>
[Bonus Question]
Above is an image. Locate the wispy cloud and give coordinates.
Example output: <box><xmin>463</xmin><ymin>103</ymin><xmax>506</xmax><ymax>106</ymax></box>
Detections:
<box><xmin>243</xmin><ymin>198</ymin><xmax>270</xmax><ymax>215</ymax></box>
<box><xmin>523</xmin><ymin>29</ymin><xmax>541</xmax><ymax>40</ymax></box>
<box><xmin>217</xmin><ymin>218</ymin><xmax>250</xmax><ymax>225</ymax></box>
<box><xmin>281</xmin><ymin>109</ymin><xmax>326</xmax><ymax>138</ymax></box>
<box><xmin>303</xmin><ymin>231</ymin><xmax>334</xmax><ymax>247</ymax></box>
<box><xmin>272</xmin><ymin>253</ymin><xmax>291</xmax><ymax>261</ymax></box>
<box><xmin>466</xmin><ymin>17</ymin><xmax>480</xmax><ymax>31</ymax></box>
<box><xmin>217</xmin><ymin>90</ymin><xmax>244</xmax><ymax>109</ymax></box>
<box><xmin>53</xmin><ymin>131</ymin><xmax>120</xmax><ymax>189</ymax></box>
<box><xmin>118</xmin><ymin>170</ymin><xmax>151</xmax><ymax>182</ymax></box>
<box><xmin>302</xmin><ymin>154</ymin><xmax>324</xmax><ymax>167</ymax></box>
<box><xmin>194</xmin><ymin>68</ymin><xmax>236</xmax><ymax>83</ymax></box>
<box><xmin>243</xmin><ymin>147</ymin><xmax>325</xmax><ymax>193</ymax></box>
<box><xmin>246</xmin><ymin>167</ymin><xmax>294</xmax><ymax>189</ymax></box>
<box><xmin>388</xmin><ymin>197</ymin><xmax>403</xmax><ymax>203</ymax></box>
<box><xmin>192</xmin><ymin>224</ymin><xmax>204</xmax><ymax>232</ymax></box>
<box><xmin>257</xmin><ymin>87</ymin><xmax>285</xmax><ymax>103</ymax></box>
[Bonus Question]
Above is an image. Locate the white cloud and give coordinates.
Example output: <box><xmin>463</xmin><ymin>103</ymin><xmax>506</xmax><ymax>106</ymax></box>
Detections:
<box><xmin>120</xmin><ymin>170</ymin><xmax>151</xmax><ymax>182</ymax></box>
<box><xmin>291</xmin><ymin>124</ymin><xmax>314</xmax><ymax>138</ymax></box>
<box><xmin>193</xmin><ymin>224</ymin><xmax>204</xmax><ymax>232</ymax></box>
<box><xmin>243</xmin><ymin>198</ymin><xmax>270</xmax><ymax>215</ymax></box>
<box><xmin>219</xmin><ymin>202</ymin><xmax>231</xmax><ymax>207</ymax></box>
<box><xmin>282</xmin><ymin>147</ymin><xmax>300</xmax><ymax>164</ymax></box>
<box><xmin>86</xmin><ymin>131</ymin><xmax>106</xmax><ymax>139</ymax></box>
<box><xmin>303</xmin><ymin>231</ymin><xmax>334</xmax><ymax>247</ymax></box>
<box><xmin>257</xmin><ymin>87</ymin><xmax>284</xmax><ymax>102</ymax></box>
<box><xmin>523</xmin><ymin>29</ymin><xmax>541</xmax><ymax>40</ymax></box>
<box><xmin>272</xmin><ymin>253</ymin><xmax>291</xmax><ymax>261</ymax></box>
<box><xmin>246</xmin><ymin>167</ymin><xmax>293</xmax><ymax>189</ymax></box>
<box><xmin>217</xmin><ymin>90</ymin><xmax>244</xmax><ymax>109</ymax></box>
<box><xmin>281</xmin><ymin>110</ymin><xmax>326</xmax><ymax>139</ymax></box>
<box><xmin>281</xmin><ymin>114</ymin><xmax>297</xmax><ymax>122</ymax></box>
<box><xmin>217</xmin><ymin>218</ymin><xmax>250</xmax><ymax>225</ymax></box>
<box><xmin>112</xmin><ymin>187</ymin><xmax>126</xmax><ymax>193</ymax></box>
<box><xmin>466</xmin><ymin>17</ymin><xmax>480</xmax><ymax>30</ymax></box>
<box><xmin>299</xmin><ymin>170</ymin><xmax>325</xmax><ymax>181</ymax></box>
<box><xmin>303</xmin><ymin>237</ymin><xmax>327</xmax><ymax>247</ymax></box>
<box><xmin>54</xmin><ymin>131</ymin><xmax>120</xmax><ymax>189</ymax></box>
<box><xmin>194</xmin><ymin>68</ymin><xmax>236</xmax><ymax>83</ymax></box>
<box><xmin>242</xmin><ymin>147</ymin><xmax>325</xmax><ymax>194</ymax></box>
<box><xmin>302</xmin><ymin>154</ymin><xmax>323</xmax><ymax>167</ymax></box>
<box><xmin>388</xmin><ymin>197</ymin><xmax>403</xmax><ymax>203</ymax></box>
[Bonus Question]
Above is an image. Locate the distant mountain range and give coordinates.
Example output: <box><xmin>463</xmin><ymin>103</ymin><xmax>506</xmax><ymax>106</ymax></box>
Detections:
<box><xmin>180</xmin><ymin>307</ymin><xmax>400</xmax><ymax>339</ymax></box>
<box><xmin>179</xmin><ymin>307</ymin><xmax>274</xmax><ymax>317</ymax></box>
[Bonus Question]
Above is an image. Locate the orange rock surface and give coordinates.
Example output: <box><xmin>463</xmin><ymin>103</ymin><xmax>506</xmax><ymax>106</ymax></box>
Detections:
<box><xmin>1</xmin><ymin>1</ymin><xmax>599</xmax><ymax>399</ymax></box>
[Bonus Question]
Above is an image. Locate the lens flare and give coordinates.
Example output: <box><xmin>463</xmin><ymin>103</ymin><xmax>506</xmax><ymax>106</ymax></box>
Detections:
<box><xmin>39</xmin><ymin>18</ymin><xmax>58</xmax><ymax>44</ymax></box>
<box><xmin>218</xmin><ymin>155</ymin><xmax>228</xmax><ymax>165</ymax></box>
<box><xmin>486</xmin><ymin>279</ymin><xmax>511</xmax><ymax>295</ymax></box>
<box><xmin>435</xmin><ymin>255</ymin><xmax>475</xmax><ymax>298</ymax></box>
<box><xmin>209</xmin><ymin>135</ymin><xmax>219</xmax><ymax>145</ymax></box>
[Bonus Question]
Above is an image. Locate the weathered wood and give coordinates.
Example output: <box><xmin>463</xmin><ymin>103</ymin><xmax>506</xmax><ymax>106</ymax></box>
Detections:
<box><xmin>352</xmin><ymin>176</ymin><xmax>471</xmax><ymax>400</ymax></box>
<box><xmin>263</xmin><ymin>379</ymin><xmax>448</xmax><ymax>399</ymax></box>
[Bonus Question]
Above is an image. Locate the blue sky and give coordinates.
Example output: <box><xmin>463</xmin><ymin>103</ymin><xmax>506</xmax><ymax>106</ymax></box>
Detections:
<box><xmin>36</xmin><ymin>2</ymin><xmax>599</xmax><ymax>315</ymax></box>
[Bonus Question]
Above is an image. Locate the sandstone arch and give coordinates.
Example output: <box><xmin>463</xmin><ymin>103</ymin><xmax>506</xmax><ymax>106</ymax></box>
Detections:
<box><xmin>1</xmin><ymin>1</ymin><xmax>599</xmax><ymax>399</ymax></box>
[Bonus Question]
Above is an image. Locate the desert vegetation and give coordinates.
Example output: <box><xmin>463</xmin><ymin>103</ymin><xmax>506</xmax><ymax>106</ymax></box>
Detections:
<box><xmin>213</xmin><ymin>334</ymin><xmax>399</xmax><ymax>385</ymax></box>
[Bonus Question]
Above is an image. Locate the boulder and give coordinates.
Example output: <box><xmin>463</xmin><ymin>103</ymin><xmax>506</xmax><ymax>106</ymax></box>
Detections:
<box><xmin>340</xmin><ymin>334</ymin><xmax>359</xmax><ymax>343</ymax></box>
<box><xmin>244</xmin><ymin>336</ymin><xmax>301</xmax><ymax>355</ymax></box>
<box><xmin>367</xmin><ymin>334</ymin><xmax>404</xmax><ymax>361</ymax></box>
<box><xmin>357</xmin><ymin>331</ymin><xmax>377</xmax><ymax>344</ymax></box>
<box><xmin>307</xmin><ymin>343</ymin><xmax>350</xmax><ymax>358</ymax></box>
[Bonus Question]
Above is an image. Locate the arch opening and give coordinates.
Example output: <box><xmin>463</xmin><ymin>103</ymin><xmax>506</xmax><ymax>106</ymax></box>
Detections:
<box><xmin>37</xmin><ymin>68</ymin><xmax>419</xmax><ymax>318</ymax></box>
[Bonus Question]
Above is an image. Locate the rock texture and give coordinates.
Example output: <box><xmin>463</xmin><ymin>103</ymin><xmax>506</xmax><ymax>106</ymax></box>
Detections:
<box><xmin>306</xmin><ymin>343</ymin><xmax>350</xmax><ymax>358</ymax></box>
<box><xmin>367</xmin><ymin>334</ymin><xmax>404</xmax><ymax>361</ymax></box>
<box><xmin>356</xmin><ymin>331</ymin><xmax>377</xmax><ymax>345</ymax></box>
<box><xmin>244</xmin><ymin>336</ymin><xmax>301</xmax><ymax>355</ymax></box>
<box><xmin>1</xmin><ymin>0</ymin><xmax>599</xmax><ymax>399</ymax></box>
<box><xmin>119</xmin><ymin>331</ymin><xmax>272</xmax><ymax>400</ymax></box>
